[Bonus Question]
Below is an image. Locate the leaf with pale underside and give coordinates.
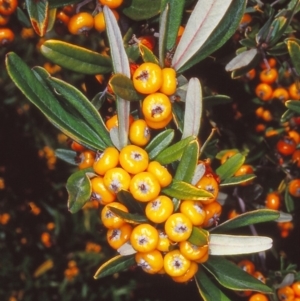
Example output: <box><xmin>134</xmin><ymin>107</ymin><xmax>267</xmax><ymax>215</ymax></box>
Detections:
<box><xmin>104</xmin><ymin>6</ymin><xmax>130</xmax><ymax>149</ymax></box>
<box><xmin>209</xmin><ymin>234</ymin><xmax>273</xmax><ymax>255</ymax></box>
<box><xmin>182</xmin><ymin>78</ymin><xmax>202</xmax><ymax>139</ymax></box>
<box><xmin>172</xmin><ymin>0</ymin><xmax>233</xmax><ymax>71</ymax></box>
<box><xmin>225</xmin><ymin>48</ymin><xmax>259</xmax><ymax>72</ymax></box>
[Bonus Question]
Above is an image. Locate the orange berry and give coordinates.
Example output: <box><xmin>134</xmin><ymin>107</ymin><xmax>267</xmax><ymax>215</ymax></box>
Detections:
<box><xmin>255</xmin><ymin>83</ymin><xmax>273</xmax><ymax>101</ymax></box>
<box><xmin>259</xmin><ymin>68</ymin><xmax>278</xmax><ymax>84</ymax></box>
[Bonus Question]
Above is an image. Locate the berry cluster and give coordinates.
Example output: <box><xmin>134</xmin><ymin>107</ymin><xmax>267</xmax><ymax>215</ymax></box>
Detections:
<box><xmin>70</xmin><ymin>134</ymin><xmax>222</xmax><ymax>282</ymax></box>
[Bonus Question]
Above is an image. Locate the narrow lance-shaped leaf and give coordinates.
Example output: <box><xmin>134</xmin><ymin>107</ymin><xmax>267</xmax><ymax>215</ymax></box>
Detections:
<box><xmin>32</xmin><ymin>66</ymin><xmax>109</xmax><ymax>150</ymax></box>
<box><xmin>286</xmin><ymin>100</ymin><xmax>300</xmax><ymax>114</ymax></box>
<box><xmin>209</xmin><ymin>234</ymin><xmax>273</xmax><ymax>255</ymax></box>
<box><xmin>161</xmin><ymin>0</ymin><xmax>185</xmax><ymax>51</ymax></box>
<box><xmin>45</xmin><ymin>75</ymin><xmax>112</xmax><ymax>148</ymax></box>
<box><xmin>159</xmin><ymin>4</ymin><xmax>169</xmax><ymax>67</ymax></box>
<box><xmin>220</xmin><ymin>174</ymin><xmax>256</xmax><ymax>186</ymax></box>
<box><xmin>145</xmin><ymin>129</ymin><xmax>175</xmax><ymax>160</ymax></box>
<box><xmin>203</xmin><ymin>256</ymin><xmax>273</xmax><ymax>293</ymax></box>
<box><xmin>210</xmin><ymin>209</ymin><xmax>279</xmax><ymax>233</ymax></box>
<box><xmin>104</xmin><ymin>6</ymin><xmax>130</xmax><ymax>149</ymax></box>
<box><xmin>182</xmin><ymin>77</ymin><xmax>202</xmax><ymax>139</ymax></box>
<box><xmin>94</xmin><ymin>255</ymin><xmax>135</xmax><ymax>279</ymax></box>
<box><xmin>25</xmin><ymin>0</ymin><xmax>49</xmax><ymax>37</ymax></box>
<box><xmin>216</xmin><ymin>153</ymin><xmax>245</xmax><ymax>181</ymax></box>
<box><xmin>6</xmin><ymin>53</ymin><xmax>104</xmax><ymax>151</ymax></box>
<box><xmin>41</xmin><ymin>40</ymin><xmax>112</xmax><ymax>75</ymax></box>
<box><xmin>46</xmin><ymin>8</ymin><xmax>56</xmax><ymax>33</ymax></box>
<box><xmin>178</xmin><ymin>0</ymin><xmax>246</xmax><ymax>73</ymax></box>
<box><xmin>225</xmin><ymin>48</ymin><xmax>259</xmax><ymax>72</ymax></box>
<box><xmin>108</xmin><ymin>207</ymin><xmax>149</xmax><ymax>224</ymax></box>
<box><xmin>287</xmin><ymin>39</ymin><xmax>300</xmax><ymax>76</ymax></box>
<box><xmin>155</xmin><ymin>136</ymin><xmax>196</xmax><ymax>165</ymax></box>
<box><xmin>162</xmin><ymin>179</ymin><xmax>213</xmax><ymax>201</ymax></box>
<box><xmin>195</xmin><ymin>269</ymin><xmax>232</xmax><ymax>301</ymax></box>
<box><xmin>67</xmin><ymin>168</ymin><xmax>93</xmax><ymax>213</ymax></box>
<box><xmin>172</xmin><ymin>0</ymin><xmax>233</xmax><ymax>71</ymax></box>
<box><xmin>139</xmin><ymin>44</ymin><xmax>159</xmax><ymax>64</ymax></box>
<box><xmin>174</xmin><ymin>140</ymin><xmax>199</xmax><ymax>183</ymax></box>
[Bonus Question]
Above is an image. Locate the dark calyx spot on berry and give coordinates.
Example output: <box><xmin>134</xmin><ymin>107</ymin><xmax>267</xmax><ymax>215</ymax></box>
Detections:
<box><xmin>136</xmin><ymin>70</ymin><xmax>149</xmax><ymax>81</ymax></box>
<box><xmin>151</xmin><ymin>105</ymin><xmax>163</xmax><ymax>117</ymax></box>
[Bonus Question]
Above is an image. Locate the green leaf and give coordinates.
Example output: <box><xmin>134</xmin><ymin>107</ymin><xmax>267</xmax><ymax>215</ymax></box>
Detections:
<box><xmin>172</xmin><ymin>0</ymin><xmax>233</xmax><ymax>71</ymax></box>
<box><xmin>104</xmin><ymin>6</ymin><xmax>131</xmax><ymax>149</ymax></box>
<box><xmin>182</xmin><ymin>78</ymin><xmax>202</xmax><ymax>139</ymax></box>
<box><xmin>117</xmin><ymin>190</ymin><xmax>145</xmax><ymax>214</ymax></box>
<box><xmin>281</xmin><ymin>109</ymin><xmax>294</xmax><ymax>123</ymax></box>
<box><xmin>55</xmin><ymin>149</ymin><xmax>78</xmax><ymax>166</ymax></box>
<box><xmin>108</xmin><ymin>207</ymin><xmax>149</xmax><ymax>224</ymax></box>
<box><xmin>67</xmin><ymin>168</ymin><xmax>92</xmax><ymax>213</ymax></box>
<box><xmin>174</xmin><ymin>140</ymin><xmax>199</xmax><ymax>183</ymax></box>
<box><xmin>94</xmin><ymin>255</ymin><xmax>135</xmax><ymax>279</ymax></box>
<box><xmin>145</xmin><ymin>129</ymin><xmax>175</xmax><ymax>160</ymax></box>
<box><xmin>155</xmin><ymin>136</ymin><xmax>196</xmax><ymax>165</ymax></box>
<box><xmin>188</xmin><ymin>227</ymin><xmax>209</xmax><ymax>247</ymax></box>
<box><xmin>209</xmin><ymin>234</ymin><xmax>272</xmax><ymax>255</ymax></box>
<box><xmin>288</xmin><ymin>39</ymin><xmax>300</xmax><ymax>76</ymax></box>
<box><xmin>158</xmin><ymin>4</ymin><xmax>169</xmax><ymax>67</ymax></box>
<box><xmin>220</xmin><ymin>174</ymin><xmax>256</xmax><ymax>186</ymax></box>
<box><xmin>41</xmin><ymin>40</ymin><xmax>112</xmax><ymax>74</ymax></box>
<box><xmin>16</xmin><ymin>7</ymin><xmax>31</xmax><ymax>28</ymax></box>
<box><xmin>172</xmin><ymin>102</ymin><xmax>184</xmax><ymax>132</ymax></box>
<box><xmin>109</xmin><ymin>74</ymin><xmax>142</xmax><ymax>101</ymax></box>
<box><xmin>49</xmin><ymin>0</ymin><xmax>79</xmax><ymax>8</ymax></box>
<box><xmin>286</xmin><ymin>100</ymin><xmax>300</xmax><ymax>114</ymax></box>
<box><xmin>46</xmin><ymin>8</ymin><xmax>57</xmax><ymax>33</ymax></box>
<box><xmin>211</xmin><ymin>209</ymin><xmax>279</xmax><ymax>233</ymax></box>
<box><xmin>44</xmin><ymin>73</ymin><xmax>112</xmax><ymax>148</ymax></box>
<box><xmin>6</xmin><ymin>53</ymin><xmax>105</xmax><ymax>151</ymax></box>
<box><xmin>139</xmin><ymin>44</ymin><xmax>159</xmax><ymax>64</ymax></box>
<box><xmin>25</xmin><ymin>0</ymin><xmax>49</xmax><ymax>37</ymax></box>
<box><xmin>285</xmin><ymin>186</ymin><xmax>295</xmax><ymax>213</ymax></box>
<box><xmin>173</xmin><ymin>0</ymin><xmax>245</xmax><ymax>73</ymax></box>
<box><xmin>195</xmin><ymin>268</ymin><xmax>232</xmax><ymax>301</ymax></box>
<box><xmin>239</xmin><ymin>38</ymin><xmax>257</xmax><ymax>48</ymax></box>
<box><xmin>267</xmin><ymin>42</ymin><xmax>288</xmax><ymax>56</ymax></box>
<box><xmin>203</xmin><ymin>257</ymin><xmax>273</xmax><ymax>293</ymax></box>
<box><xmin>161</xmin><ymin>0</ymin><xmax>185</xmax><ymax>50</ymax></box>
<box><xmin>225</xmin><ymin>49</ymin><xmax>259</xmax><ymax>72</ymax></box>
<box><xmin>216</xmin><ymin>153</ymin><xmax>245</xmax><ymax>181</ymax></box>
<box><xmin>256</xmin><ymin>15</ymin><xmax>274</xmax><ymax>45</ymax></box>
<box><xmin>203</xmin><ymin>95</ymin><xmax>232</xmax><ymax>107</ymax></box>
<box><xmin>122</xmin><ymin>0</ymin><xmax>161</xmax><ymax>21</ymax></box>
<box><xmin>162</xmin><ymin>179</ymin><xmax>213</xmax><ymax>201</ymax></box>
